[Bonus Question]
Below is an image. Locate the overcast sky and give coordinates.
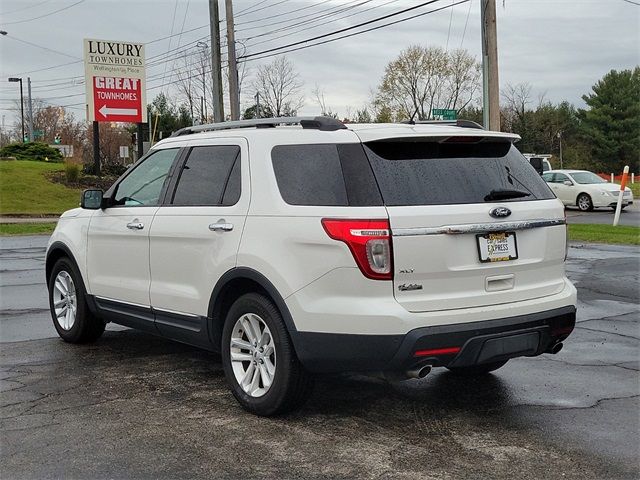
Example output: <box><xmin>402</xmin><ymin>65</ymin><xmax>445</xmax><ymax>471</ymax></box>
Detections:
<box><xmin>1</xmin><ymin>0</ymin><xmax>638</xmax><ymax>125</ymax></box>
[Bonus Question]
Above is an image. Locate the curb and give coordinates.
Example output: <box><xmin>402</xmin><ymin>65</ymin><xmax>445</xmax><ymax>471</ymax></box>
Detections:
<box><xmin>0</xmin><ymin>216</ymin><xmax>59</xmax><ymax>224</ymax></box>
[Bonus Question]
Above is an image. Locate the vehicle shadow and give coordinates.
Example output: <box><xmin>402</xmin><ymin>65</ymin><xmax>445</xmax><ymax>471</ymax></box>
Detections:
<box><xmin>88</xmin><ymin>329</ymin><xmax>514</xmax><ymax>421</ymax></box>
<box><xmin>301</xmin><ymin>370</ymin><xmax>513</xmax><ymax>417</ymax></box>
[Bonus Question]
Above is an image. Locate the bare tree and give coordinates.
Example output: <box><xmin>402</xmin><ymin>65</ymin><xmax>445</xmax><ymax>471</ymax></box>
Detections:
<box><xmin>251</xmin><ymin>56</ymin><xmax>304</xmax><ymax>117</ymax></box>
<box><xmin>312</xmin><ymin>84</ymin><xmax>337</xmax><ymax>118</ymax></box>
<box><xmin>501</xmin><ymin>82</ymin><xmax>532</xmax><ymax>132</ymax></box>
<box><xmin>175</xmin><ymin>52</ymin><xmax>199</xmax><ymax>122</ymax></box>
<box><xmin>443</xmin><ymin>49</ymin><xmax>481</xmax><ymax>111</ymax></box>
<box><xmin>373</xmin><ymin>45</ymin><xmax>481</xmax><ymax>121</ymax></box>
<box><xmin>174</xmin><ymin>46</ymin><xmax>212</xmax><ymax>123</ymax></box>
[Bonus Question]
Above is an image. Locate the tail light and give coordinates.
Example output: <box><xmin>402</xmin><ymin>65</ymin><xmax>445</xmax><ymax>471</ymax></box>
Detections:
<box><xmin>321</xmin><ymin>219</ymin><xmax>393</xmax><ymax>280</ymax></box>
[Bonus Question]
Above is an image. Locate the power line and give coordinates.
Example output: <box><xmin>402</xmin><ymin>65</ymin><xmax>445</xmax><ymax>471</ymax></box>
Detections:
<box><xmin>159</xmin><ymin>0</ymin><xmax>181</xmax><ymax>94</ymax></box>
<box><xmin>10</xmin><ymin>37</ymin><xmax>227</xmax><ymax>97</ymax></box>
<box><xmin>445</xmin><ymin>0</ymin><xmax>455</xmax><ymax>50</ymax></box>
<box><xmin>236</xmin><ymin>0</ymin><xmax>336</xmax><ymax>28</ymax></box>
<box><xmin>9</xmin><ymin>59</ymin><xmax>83</xmax><ymax>76</ymax></box>
<box><xmin>1</xmin><ymin>34</ymin><xmax>81</xmax><ymax>60</ymax></box>
<box><xmin>166</xmin><ymin>0</ymin><xmax>192</xmax><ymax>89</ymax></box>
<box><xmin>621</xmin><ymin>0</ymin><xmax>640</xmax><ymax>5</ymax></box>
<box><xmin>1</xmin><ymin>0</ymin><xmax>86</xmax><ymax>25</ymax></box>
<box><xmin>0</xmin><ymin>0</ymin><xmax>54</xmax><ymax>16</ymax></box>
<box><xmin>235</xmin><ymin>0</ymin><xmax>272</xmax><ymax>16</ymax></box>
<box><xmin>2</xmin><ymin>51</ymin><xmax>230</xmax><ymax>103</ymax></box>
<box><xmin>240</xmin><ymin>0</ymin><xmax>445</xmax><ymax>60</ymax></box>
<box><xmin>244</xmin><ymin>0</ymin><xmax>400</xmax><ymax>49</ymax></box>
<box><xmin>236</xmin><ymin>0</ymin><xmax>291</xmax><ymax>18</ymax></box>
<box><xmin>242</xmin><ymin>0</ymin><xmax>375</xmax><ymax>38</ymax></box>
<box><xmin>241</xmin><ymin>0</ymin><xmax>470</xmax><ymax>63</ymax></box>
<box><xmin>460</xmin><ymin>0</ymin><xmax>473</xmax><ymax>47</ymax></box>
<box><xmin>5</xmin><ymin>24</ymin><xmax>212</xmax><ymax>77</ymax></box>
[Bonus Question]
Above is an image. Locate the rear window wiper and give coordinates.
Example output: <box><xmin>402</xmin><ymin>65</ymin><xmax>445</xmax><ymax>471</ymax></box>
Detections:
<box><xmin>484</xmin><ymin>189</ymin><xmax>531</xmax><ymax>201</ymax></box>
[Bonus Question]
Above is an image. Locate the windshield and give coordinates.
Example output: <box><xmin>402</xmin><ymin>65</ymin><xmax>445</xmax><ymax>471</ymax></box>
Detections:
<box><xmin>571</xmin><ymin>172</ymin><xmax>607</xmax><ymax>184</ymax></box>
<box><xmin>363</xmin><ymin>141</ymin><xmax>554</xmax><ymax>206</ymax></box>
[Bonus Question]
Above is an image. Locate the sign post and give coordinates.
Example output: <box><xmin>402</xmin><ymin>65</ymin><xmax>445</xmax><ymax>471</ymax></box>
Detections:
<box><xmin>613</xmin><ymin>166</ymin><xmax>629</xmax><ymax>227</ymax></box>
<box><xmin>84</xmin><ymin>38</ymin><xmax>147</xmax><ymax>175</ymax></box>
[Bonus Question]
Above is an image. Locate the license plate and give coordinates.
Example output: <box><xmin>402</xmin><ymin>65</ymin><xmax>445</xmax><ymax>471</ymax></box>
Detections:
<box><xmin>477</xmin><ymin>232</ymin><xmax>518</xmax><ymax>262</ymax></box>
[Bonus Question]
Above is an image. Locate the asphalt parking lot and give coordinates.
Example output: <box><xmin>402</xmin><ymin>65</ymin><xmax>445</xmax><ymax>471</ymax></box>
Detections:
<box><xmin>1</xmin><ymin>235</ymin><xmax>638</xmax><ymax>479</ymax></box>
<box><xmin>565</xmin><ymin>201</ymin><xmax>639</xmax><ymax>226</ymax></box>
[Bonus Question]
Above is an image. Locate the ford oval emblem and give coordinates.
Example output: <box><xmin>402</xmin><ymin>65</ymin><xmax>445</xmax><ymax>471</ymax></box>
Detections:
<box><xmin>489</xmin><ymin>206</ymin><xmax>512</xmax><ymax>218</ymax></box>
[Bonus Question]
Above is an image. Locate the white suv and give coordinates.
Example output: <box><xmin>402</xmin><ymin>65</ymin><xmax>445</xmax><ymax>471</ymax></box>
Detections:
<box><xmin>46</xmin><ymin>117</ymin><xmax>577</xmax><ymax>416</ymax></box>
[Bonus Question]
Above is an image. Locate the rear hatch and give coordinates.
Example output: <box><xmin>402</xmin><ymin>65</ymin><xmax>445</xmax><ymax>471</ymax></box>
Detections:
<box><xmin>362</xmin><ymin>137</ymin><xmax>567</xmax><ymax>313</ymax></box>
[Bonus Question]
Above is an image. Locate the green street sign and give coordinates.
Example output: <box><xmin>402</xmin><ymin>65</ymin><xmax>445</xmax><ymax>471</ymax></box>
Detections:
<box><xmin>432</xmin><ymin>108</ymin><xmax>457</xmax><ymax>120</ymax></box>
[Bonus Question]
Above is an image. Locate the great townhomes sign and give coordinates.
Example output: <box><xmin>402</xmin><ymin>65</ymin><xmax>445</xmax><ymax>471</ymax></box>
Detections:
<box><xmin>83</xmin><ymin>38</ymin><xmax>147</xmax><ymax>123</ymax></box>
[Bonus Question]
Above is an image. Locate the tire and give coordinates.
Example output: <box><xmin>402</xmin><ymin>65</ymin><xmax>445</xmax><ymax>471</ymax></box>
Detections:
<box><xmin>221</xmin><ymin>293</ymin><xmax>314</xmax><ymax>416</ymax></box>
<box><xmin>577</xmin><ymin>193</ymin><xmax>593</xmax><ymax>211</ymax></box>
<box><xmin>48</xmin><ymin>257</ymin><xmax>105</xmax><ymax>343</ymax></box>
<box><xmin>446</xmin><ymin>360</ymin><xmax>508</xmax><ymax>376</ymax></box>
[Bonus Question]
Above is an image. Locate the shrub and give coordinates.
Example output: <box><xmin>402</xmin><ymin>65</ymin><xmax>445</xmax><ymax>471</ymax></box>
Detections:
<box><xmin>102</xmin><ymin>163</ymin><xmax>129</xmax><ymax>176</ymax></box>
<box><xmin>0</xmin><ymin>142</ymin><xmax>64</xmax><ymax>162</ymax></box>
<box><xmin>64</xmin><ymin>161</ymin><xmax>81</xmax><ymax>183</ymax></box>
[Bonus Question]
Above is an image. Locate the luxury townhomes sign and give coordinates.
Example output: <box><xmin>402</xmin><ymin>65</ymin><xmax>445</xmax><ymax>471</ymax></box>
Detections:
<box><xmin>83</xmin><ymin>38</ymin><xmax>147</xmax><ymax>123</ymax></box>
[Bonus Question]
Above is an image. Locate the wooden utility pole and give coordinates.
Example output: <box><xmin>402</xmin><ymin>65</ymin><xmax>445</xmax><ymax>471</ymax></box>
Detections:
<box><xmin>225</xmin><ymin>0</ymin><xmax>241</xmax><ymax>120</ymax></box>
<box><xmin>209</xmin><ymin>0</ymin><xmax>225</xmax><ymax>122</ymax></box>
<box><xmin>481</xmin><ymin>0</ymin><xmax>500</xmax><ymax>131</ymax></box>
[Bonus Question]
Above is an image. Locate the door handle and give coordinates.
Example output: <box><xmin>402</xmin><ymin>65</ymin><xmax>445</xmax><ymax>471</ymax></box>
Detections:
<box><xmin>126</xmin><ymin>221</ymin><xmax>144</xmax><ymax>230</ymax></box>
<box><xmin>209</xmin><ymin>222</ymin><xmax>233</xmax><ymax>232</ymax></box>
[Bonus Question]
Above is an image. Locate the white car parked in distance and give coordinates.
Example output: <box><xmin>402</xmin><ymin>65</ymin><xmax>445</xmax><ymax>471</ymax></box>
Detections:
<box><xmin>542</xmin><ymin>169</ymin><xmax>634</xmax><ymax>211</ymax></box>
<box><xmin>46</xmin><ymin>117</ymin><xmax>578</xmax><ymax>416</ymax></box>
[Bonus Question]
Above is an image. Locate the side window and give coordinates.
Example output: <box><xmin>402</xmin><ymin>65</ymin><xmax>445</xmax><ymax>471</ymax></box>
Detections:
<box><xmin>113</xmin><ymin>148</ymin><xmax>179</xmax><ymax>206</ymax></box>
<box><xmin>172</xmin><ymin>145</ymin><xmax>241</xmax><ymax>206</ymax></box>
<box><xmin>554</xmin><ymin>173</ymin><xmax>569</xmax><ymax>183</ymax></box>
<box><xmin>541</xmin><ymin>172</ymin><xmax>554</xmax><ymax>182</ymax></box>
<box><xmin>272</xmin><ymin>144</ymin><xmax>348</xmax><ymax>206</ymax></box>
<box><xmin>271</xmin><ymin>143</ymin><xmax>382</xmax><ymax>207</ymax></box>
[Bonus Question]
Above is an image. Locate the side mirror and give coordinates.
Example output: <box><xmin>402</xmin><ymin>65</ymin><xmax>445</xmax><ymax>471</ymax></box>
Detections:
<box><xmin>563</xmin><ymin>180</ymin><xmax>573</xmax><ymax>186</ymax></box>
<box><xmin>81</xmin><ymin>189</ymin><xmax>104</xmax><ymax>209</ymax></box>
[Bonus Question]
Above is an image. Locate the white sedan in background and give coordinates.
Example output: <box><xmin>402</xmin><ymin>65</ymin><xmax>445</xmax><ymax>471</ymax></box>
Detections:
<box><xmin>542</xmin><ymin>170</ymin><xmax>634</xmax><ymax>211</ymax></box>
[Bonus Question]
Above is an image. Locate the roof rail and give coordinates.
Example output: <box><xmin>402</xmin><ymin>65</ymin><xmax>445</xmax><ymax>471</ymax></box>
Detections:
<box><xmin>402</xmin><ymin>119</ymin><xmax>485</xmax><ymax>130</ymax></box>
<box><xmin>170</xmin><ymin>116</ymin><xmax>346</xmax><ymax>137</ymax></box>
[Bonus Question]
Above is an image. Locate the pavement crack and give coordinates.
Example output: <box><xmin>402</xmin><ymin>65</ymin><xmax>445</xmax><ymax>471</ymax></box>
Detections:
<box><xmin>544</xmin><ymin>357</ymin><xmax>639</xmax><ymax>371</ymax></box>
<box><xmin>537</xmin><ymin>394</ymin><xmax>640</xmax><ymax>412</ymax></box>
<box><xmin>574</xmin><ymin>325</ymin><xmax>640</xmax><ymax>341</ymax></box>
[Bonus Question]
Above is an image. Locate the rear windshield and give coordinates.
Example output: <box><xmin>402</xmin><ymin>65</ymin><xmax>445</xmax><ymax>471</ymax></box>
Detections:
<box><xmin>364</xmin><ymin>140</ymin><xmax>554</xmax><ymax>206</ymax></box>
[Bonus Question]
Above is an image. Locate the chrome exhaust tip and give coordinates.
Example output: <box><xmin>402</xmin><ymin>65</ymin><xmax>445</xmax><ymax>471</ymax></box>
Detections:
<box><xmin>549</xmin><ymin>342</ymin><xmax>564</xmax><ymax>355</ymax></box>
<box><xmin>406</xmin><ymin>365</ymin><xmax>432</xmax><ymax>379</ymax></box>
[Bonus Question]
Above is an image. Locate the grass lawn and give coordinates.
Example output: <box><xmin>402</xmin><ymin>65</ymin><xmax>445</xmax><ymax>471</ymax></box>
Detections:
<box><xmin>0</xmin><ymin>160</ymin><xmax>82</xmax><ymax>215</ymax></box>
<box><xmin>0</xmin><ymin>222</ymin><xmax>57</xmax><ymax>236</ymax></box>
<box><xmin>568</xmin><ymin>224</ymin><xmax>640</xmax><ymax>246</ymax></box>
<box><xmin>627</xmin><ymin>182</ymin><xmax>640</xmax><ymax>197</ymax></box>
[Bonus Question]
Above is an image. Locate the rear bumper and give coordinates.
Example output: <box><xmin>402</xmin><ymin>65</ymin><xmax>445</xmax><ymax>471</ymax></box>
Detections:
<box><xmin>293</xmin><ymin>305</ymin><xmax>576</xmax><ymax>373</ymax></box>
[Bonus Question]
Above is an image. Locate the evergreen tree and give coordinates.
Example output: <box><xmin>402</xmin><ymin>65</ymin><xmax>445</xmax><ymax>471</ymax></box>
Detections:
<box><xmin>579</xmin><ymin>68</ymin><xmax>640</xmax><ymax>173</ymax></box>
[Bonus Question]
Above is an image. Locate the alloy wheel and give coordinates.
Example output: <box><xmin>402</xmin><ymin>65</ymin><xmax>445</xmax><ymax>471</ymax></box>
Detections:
<box><xmin>229</xmin><ymin>313</ymin><xmax>277</xmax><ymax>398</ymax></box>
<box><xmin>578</xmin><ymin>194</ymin><xmax>591</xmax><ymax>211</ymax></box>
<box><xmin>52</xmin><ymin>271</ymin><xmax>77</xmax><ymax>330</ymax></box>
